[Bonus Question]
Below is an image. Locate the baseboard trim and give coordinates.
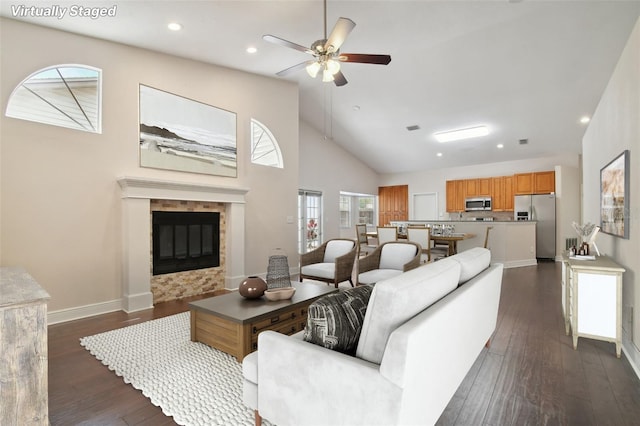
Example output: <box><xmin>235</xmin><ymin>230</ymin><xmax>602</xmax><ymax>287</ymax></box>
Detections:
<box><xmin>48</xmin><ymin>299</ymin><xmax>122</xmax><ymax>325</ymax></box>
<box><xmin>503</xmin><ymin>259</ymin><xmax>538</xmax><ymax>269</ymax></box>
<box><xmin>622</xmin><ymin>329</ymin><xmax>640</xmax><ymax>380</ymax></box>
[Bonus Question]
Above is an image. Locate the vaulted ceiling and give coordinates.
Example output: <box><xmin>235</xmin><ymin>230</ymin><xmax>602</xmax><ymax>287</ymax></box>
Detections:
<box><xmin>2</xmin><ymin>0</ymin><xmax>639</xmax><ymax>173</ymax></box>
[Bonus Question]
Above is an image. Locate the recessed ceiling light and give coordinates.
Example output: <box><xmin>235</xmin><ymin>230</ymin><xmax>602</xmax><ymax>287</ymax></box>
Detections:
<box><xmin>246</xmin><ymin>46</ymin><xmax>257</xmax><ymax>54</ymax></box>
<box><xmin>167</xmin><ymin>22</ymin><xmax>182</xmax><ymax>31</ymax></box>
<box><xmin>436</xmin><ymin>152</ymin><xmax>443</xmax><ymax>157</ymax></box>
<box><xmin>406</xmin><ymin>124</ymin><xmax>420</xmax><ymax>131</ymax></box>
<box><xmin>497</xmin><ymin>143</ymin><xmax>504</xmax><ymax>149</ymax></box>
<box><xmin>580</xmin><ymin>116</ymin><xmax>590</xmax><ymax>124</ymax></box>
<box><xmin>434</xmin><ymin>125</ymin><xmax>489</xmax><ymax>143</ymax></box>
<box><xmin>353</xmin><ymin>105</ymin><xmax>361</xmax><ymax>111</ymax></box>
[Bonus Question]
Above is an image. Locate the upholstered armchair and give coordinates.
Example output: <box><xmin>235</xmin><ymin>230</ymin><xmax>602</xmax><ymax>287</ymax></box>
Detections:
<box><xmin>357</xmin><ymin>241</ymin><xmax>421</xmax><ymax>285</ymax></box>
<box><xmin>300</xmin><ymin>239</ymin><xmax>357</xmax><ymax>288</ymax></box>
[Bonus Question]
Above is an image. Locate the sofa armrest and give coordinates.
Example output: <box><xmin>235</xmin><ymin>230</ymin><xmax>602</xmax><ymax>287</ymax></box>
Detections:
<box><xmin>256</xmin><ymin>331</ymin><xmax>402</xmax><ymax>426</ymax></box>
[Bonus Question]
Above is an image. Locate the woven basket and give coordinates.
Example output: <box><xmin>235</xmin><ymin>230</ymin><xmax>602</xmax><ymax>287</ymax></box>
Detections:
<box><xmin>266</xmin><ymin>253</ymin><xmax>291</xmax><ymax>289</ymax></box>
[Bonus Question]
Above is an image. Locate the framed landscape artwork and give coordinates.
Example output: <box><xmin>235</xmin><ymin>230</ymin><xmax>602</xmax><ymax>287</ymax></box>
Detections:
<box><xmin>600</xmin><ymin>150</ymin><xmax>630</xmax><ymax>239</ymax></box>
<box><xmin>139</xmin><ymin>85</ymin><xmax>237</xmax><ymax>177</ymax></box>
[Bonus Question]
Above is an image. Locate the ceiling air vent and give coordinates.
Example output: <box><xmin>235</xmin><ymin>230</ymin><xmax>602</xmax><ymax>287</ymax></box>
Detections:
<box><xmin>519</xmin><ymin>139</ymin><xmax>529</xmax><ymax>145</ymax></box>
<box><xmin>406</xmin><ymin>125</ymin><xmax>420</xmax><ymax>131</ymax></box>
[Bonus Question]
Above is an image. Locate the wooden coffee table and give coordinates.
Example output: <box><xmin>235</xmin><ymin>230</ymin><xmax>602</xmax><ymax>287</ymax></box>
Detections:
<box><xmin>189</xmin><ymin>282</ymin><xmax>337</xmax><ymax>361</ymax></box>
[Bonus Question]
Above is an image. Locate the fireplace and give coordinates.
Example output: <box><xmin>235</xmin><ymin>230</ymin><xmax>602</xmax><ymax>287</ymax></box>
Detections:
<box><xmin>152</xmin><ymin>211</ymin><xmax>220</xmax><ymax>275</ymax></box>
<box><xmin>118</xmin><ymin>176</ymin><xmax>248</xmax><ymax>313</ymax></box>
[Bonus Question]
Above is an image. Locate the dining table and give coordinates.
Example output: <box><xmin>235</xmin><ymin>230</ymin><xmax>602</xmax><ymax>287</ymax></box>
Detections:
<box><xmin>364</xmin><ymin>231</ymin><xmax>476</xmax><ymax>256</ymax></box>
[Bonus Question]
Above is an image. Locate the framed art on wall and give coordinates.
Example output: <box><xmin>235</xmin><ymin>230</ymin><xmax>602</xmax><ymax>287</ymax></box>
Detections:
<box><xmin>139</xmin><ymin>84</ymin><xmax>237</xmax><ymax>177</ymax></box>
<box><xmin>600</xmin><ymin>150</ymin><xmax>630</xmax><ymax>239</ymax></box>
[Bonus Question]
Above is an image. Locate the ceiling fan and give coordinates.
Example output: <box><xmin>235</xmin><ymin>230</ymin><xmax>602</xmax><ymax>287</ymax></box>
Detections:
<box><xmin>263</xmin><ymin>0</ymin><xmax>391</xmax><ymax>86</ymax></box>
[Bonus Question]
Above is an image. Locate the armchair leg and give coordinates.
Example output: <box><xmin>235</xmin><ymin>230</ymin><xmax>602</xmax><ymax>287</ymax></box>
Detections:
<box><xmin>254</xmin><ymin>410</ymin><xmax>262</xmax><ymax>426</ymax></box>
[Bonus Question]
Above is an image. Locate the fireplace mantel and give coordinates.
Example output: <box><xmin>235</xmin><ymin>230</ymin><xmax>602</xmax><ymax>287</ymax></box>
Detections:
<box><xmin>118</xmin><ymin>176</ymin><xmax>249</xmax><ymax>202</ymax></box>
<box><xmin>117</xmin><ymin>176</ymin><xmax>248</xmax><ymax>313</ymax></box>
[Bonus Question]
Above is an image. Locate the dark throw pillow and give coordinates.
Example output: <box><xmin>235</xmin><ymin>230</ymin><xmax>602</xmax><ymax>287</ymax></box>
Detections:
<box><xmin>303</xmin><ymin>285</ymin><xmax>373</xmax><ymax>355</ymax></box>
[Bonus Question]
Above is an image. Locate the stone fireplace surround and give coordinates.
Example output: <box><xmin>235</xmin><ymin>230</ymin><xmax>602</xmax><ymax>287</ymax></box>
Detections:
<box><xmin>118</xmin><ymin>177</ymin><xmax>248</xmax><ymax>313</ymax></box>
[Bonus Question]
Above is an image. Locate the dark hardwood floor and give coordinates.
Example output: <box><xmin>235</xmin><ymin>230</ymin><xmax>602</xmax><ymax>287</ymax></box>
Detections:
<box><xmin>48</xmin><ymin>263</ymin><xmax>640</xmax><ymax>425</ymax></box>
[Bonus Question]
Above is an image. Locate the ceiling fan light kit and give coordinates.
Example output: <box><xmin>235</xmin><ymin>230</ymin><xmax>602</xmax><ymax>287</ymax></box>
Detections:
<box><xmin>263</xmin><ymin>0</ymin><xmax>391</xmax><ymax>86</ymax></box>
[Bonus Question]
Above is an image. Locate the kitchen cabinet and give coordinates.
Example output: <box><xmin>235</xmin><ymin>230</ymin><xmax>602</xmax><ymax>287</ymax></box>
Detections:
<box><xmin>490</xmin><ymin>176</ymin><xmax>514</xmax><ymax>212</ymax></box>
<box><xmin>478</xmin><ymin>178</ymin><xmax>491</xmax><ymax>196</ymax></box>
<box><xmin>464</xmin><ymin>179</ymin><xmax>478</xmax><ymax>198</ymax></box>
<box><xmin>561</xmin><ymin>255</ymin><xmax>624</xmax><ymax>358</ymax></box>
<box><xmin>446</xmin><ymin>180</ymin><xmax>465</xmax><ymax>212</ymax></box>
<box><xmin>504</xmin><ymin>176</ymin><xmax>514</xmax><ymax>211</ymax></box>
<box><xmin>379</xmin><ymin>185</ymin><xmax>408</xmax><ymax>224</ymax></box>
<box><xmin>533</xmin><ymin>171</ymin><xmax>555</xmax><ymax>194</ymax></box>
<box><xmin>515</xmin><ymin>171</ymin><xmax>555</xmax><ymax>195</ymax></box>
<box><xmin>514</xmin><ymin>173</ymin><xmax>534</xmax><ymax>195</ymax></box>
<box><xmin>463</xmin><ymin>178</ymin><xmax>491</xmax><ymax>198</ymax></box>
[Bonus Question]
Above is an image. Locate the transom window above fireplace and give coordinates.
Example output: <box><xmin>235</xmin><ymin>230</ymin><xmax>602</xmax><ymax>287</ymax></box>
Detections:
<box><xmin>152</xmin><ymin>211</ymin><xmax>220</xmax><ymax>275</ymax></box>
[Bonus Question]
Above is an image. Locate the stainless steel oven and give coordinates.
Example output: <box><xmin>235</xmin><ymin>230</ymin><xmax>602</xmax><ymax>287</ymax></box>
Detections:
<box><xmin>465</xmin><ymin>197</ymin><xmax>492</xmax><ymax>211</ymax></box>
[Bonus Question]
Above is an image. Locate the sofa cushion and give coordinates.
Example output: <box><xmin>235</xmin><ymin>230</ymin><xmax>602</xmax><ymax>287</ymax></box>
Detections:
<box><xmin>448</xmin><ymin>247</ymin><xmax>491</xmax><ymax>285</ymax></box>
<box><xmin>378</xmin><ymin>243</ymin><xmax>418</xmax><ymax>270</ymax></box>
<box><xmin>323</xmin><ymin>240</ymin><xmax>355</xmax><ymax>263</ymax></box>
<box><xmin>303</xmin><ymin>285</ymin><xmax>373</xmax><ymax>355</ymax></box>
<box><xmin>358</xmin><ymin>269</ymin><xmax>403</xmax><ymax>285</ymax></box>
<box><xmin>301</xmin><ymin>263</ymin><xmax>335</xmax><ymax>279</ymax></box>
<box><xmin>356</xmin><ymin>259</ymin><xmax>461</xmax><ymax>364</ymax></box>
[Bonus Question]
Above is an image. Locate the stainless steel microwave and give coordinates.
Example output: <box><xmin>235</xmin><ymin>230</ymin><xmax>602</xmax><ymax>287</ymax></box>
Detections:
<box><xmin>465</xmin><ymin>197</ymin><xmax>492</xmax><ymax>211</ymax></box>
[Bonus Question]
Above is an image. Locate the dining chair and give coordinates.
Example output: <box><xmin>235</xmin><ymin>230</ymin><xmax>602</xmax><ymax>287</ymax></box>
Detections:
<box><xmin>356</xmin><ymin>223</ymin><xmax>376</xmax><ymax>257</ymax></box>
<box><xmin>406</xmin><ymin>226</ymin><xmax>431</xmax><ymax>263</ymax></box>
<box><xmin>376</xmin><ymin>226</ymin><xmax>398</xmax><ymax>244</ymax></box>
<box><xmin>484</xmin><ymin>226</ymin><xmax>494</xmax><ymax>249</ymax></box>
<box><xmin>428</xmin><ymin>226</ymin><xmax>450</xmax><ymax>260</ymax></box>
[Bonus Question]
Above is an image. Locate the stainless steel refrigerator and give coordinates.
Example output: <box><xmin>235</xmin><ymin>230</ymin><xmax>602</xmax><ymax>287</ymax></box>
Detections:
<box><xmin>514</xmin><ymin>194</ymin><xmax>556</xmax><ymax>259</ymax></box>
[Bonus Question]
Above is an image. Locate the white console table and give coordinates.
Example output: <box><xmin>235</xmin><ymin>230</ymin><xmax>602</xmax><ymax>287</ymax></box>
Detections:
<box><xmin>561</xmin><ymin>255</ymin><xmax>625</xmax><ymax>358</ymax></box>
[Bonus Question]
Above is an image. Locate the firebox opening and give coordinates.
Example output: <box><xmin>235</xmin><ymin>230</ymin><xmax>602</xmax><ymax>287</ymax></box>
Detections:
<box><xmin>152</xmin><ymin>211</ymin><xmax>220</xmax><ymax>275</ymax></box>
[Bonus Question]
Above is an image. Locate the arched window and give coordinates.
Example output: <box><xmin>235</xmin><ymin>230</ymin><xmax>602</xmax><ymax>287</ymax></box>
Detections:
<box><xmin>250</xmin><ymin>118</ymin><xmax>283</xmax><ymax>168</ymax></box>
<box><xmin>5</xmin><ymin>64</ymin><xmax>101</xmax><ymax>133</ymax></box>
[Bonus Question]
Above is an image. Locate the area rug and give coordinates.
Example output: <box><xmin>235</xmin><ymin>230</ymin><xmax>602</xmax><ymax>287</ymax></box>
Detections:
<box><xmin>80</xmin><ymin>312</ymin><xmax>269</xmax><ymax>426</ymax></box>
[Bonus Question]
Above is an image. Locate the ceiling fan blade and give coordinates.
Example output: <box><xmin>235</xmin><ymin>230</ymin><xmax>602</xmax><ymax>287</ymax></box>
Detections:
<box><xmin>333</xmin><ymin>70</ymin><xmax>348</xmax><ymax>87</ymax></box>
<box><xmin>338</xmin><ymin>53</ymin><xmax>392</xmax><ymax>65</ymax></box>
<box><xmin>325</xmin><ymin>17</ymin><xmax>356</xmax><ymax>52</ymax></box>
<box><xmin>276</xmin><ymin>60</ymin><xmax>314</xmax><ymax>77</ymax></box>
<box><xmin>263</xmin><ymin>35</ymin><xmax>313</xmax><ymax>55</ymax></box>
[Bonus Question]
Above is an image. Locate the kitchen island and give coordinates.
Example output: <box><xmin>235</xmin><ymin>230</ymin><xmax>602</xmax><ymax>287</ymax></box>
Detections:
<box><xmin>390</xmin><ymin>220</ymin><xmax>537</xmax><ymax>268</ymax></box>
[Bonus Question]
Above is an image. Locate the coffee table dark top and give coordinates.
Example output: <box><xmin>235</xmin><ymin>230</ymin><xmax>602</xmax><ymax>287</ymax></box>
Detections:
<box><xmin>189</xmin><ymin>281</ymin><xmax>338</xmax><ymax>324</ymax></box>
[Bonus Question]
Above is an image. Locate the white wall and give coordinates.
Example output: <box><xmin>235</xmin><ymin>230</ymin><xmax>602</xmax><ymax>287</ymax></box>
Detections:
<box><xmin>582</xmin><ymin>18</ymin><xmax>640</xmax><ymax>373</ymax></box>
<box><xmin>299</xmin><ymin>121</ymin><xmax>379</xmax><ymax>241</ymax></box>
<box><xmin>0</xmin><ymin>19</ymin><xmax>299</xmax><ymax>312</ymax></box>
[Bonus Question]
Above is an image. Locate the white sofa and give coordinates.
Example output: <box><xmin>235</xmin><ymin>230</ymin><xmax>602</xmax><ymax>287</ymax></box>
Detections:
<box><xmin>242</xmin><ymin>247</ymin><xmax>503</xmax><ymax>426</ymax></box>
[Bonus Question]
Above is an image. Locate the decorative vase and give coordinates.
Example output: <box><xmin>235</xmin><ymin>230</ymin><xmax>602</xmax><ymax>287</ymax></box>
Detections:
<box><xmin>239</xmin><ymin>276</ymin><xmax>267</xmax><ymax>299</ymax></box>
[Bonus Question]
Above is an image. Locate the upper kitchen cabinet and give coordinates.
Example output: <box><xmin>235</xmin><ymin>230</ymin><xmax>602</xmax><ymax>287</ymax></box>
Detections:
<box><xmin>478</xmin><ymin>178</ymin><xmax>491</xmax><ymax>197</ymax></box>
<box><xmin>446</xmin><ymin>180</ymin><xmax>465</xmax><ymax>212</ymax></box>
<box><xmin>464</xmin><ymin>178</ymin><xmax>491</xmax><ymax>198</ymax></box>
<box><xmin>514</xmin><ymin>171</ymin><xmax>555</xmax><ymax>195</ymax></box>
<box><xmin>491</xmin><ymin>176</ymin><xmax>514</xmax><ymax>211</ymax></box>
<box><xmin>533</xmin><ymin>171</ymin><xmax>555</xmax><ymax>194</ymax></box>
